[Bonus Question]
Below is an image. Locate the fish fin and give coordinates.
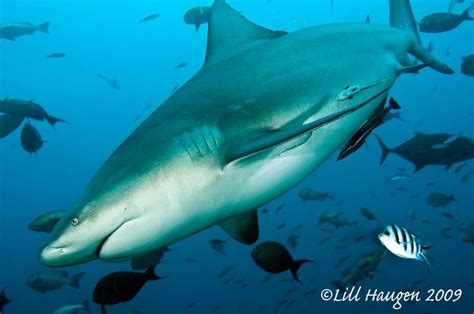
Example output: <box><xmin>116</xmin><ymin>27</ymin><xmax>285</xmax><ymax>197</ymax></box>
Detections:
<box><xmin>68</xmin><ymin>272</ymin><xmax>85</xmax><ymax>288</ymax></box>
<box><xmin>389</xmin><ymin>0</ymin><xmax>421</xmax><ymax>44</ymax></box>
<box><xmin>445</xmin><ymin>164</ymin><xmax>453</xmax><ymax>171</ymax></box>
<box><xmin>195</xmin><ymin>23</ymin><xmax>200</xmax><ymax>31</ymax></box>
<box><xmin>81</xmin><ymin>300</ymin><xmax>90</xmax><ymax>314</ymax></box>
<box><xmin>365</xmin><ymin>15</ymin><xmax>371</xmax><ymax>23</ymax></box>
<box><xmin>218</xmin><ymin>209</ymin><xmax>259</xmax><ymax>245</ymax></box>
<box><xmin>227</xmin><ymin>88</ymin><xmax>389</xmax><ymax>164</ymax></box>
<box><xmin>461</xmin><ymin>4</ymin><xmax>474</xmax><ymax>21</ymax></box>
<box><xmin>374</xmin><ymin>134</ymin><xmax>392</xmax><ymax>165</ymax></box>
<box><xmin>45</xmin><ymin>115</ymin><xmax>68</xmax><ymax>126</ymax></box>
<box><xmin>290</xmin><ymin>259</ymin><xmax>314</xmax><ymax>283</ymax></box>
<box><xmin>38</xmin><ymin>21</ymin><xmax>50</xmax><ymax>33</ymax></box>
<box><xmin>330</xmin><ymin>280</ymin><xmax>345</xmax><ymax>289</ymax></box>
<box><xmin>205</xmin><ymin>0</ymin><xmax>287</xmax><ymax>65</ymax></box>
<box><xmin>398</xmin><ymin>62</ymin><xmax>433</xmax><ymax>74</ymax></box>
<box><xmin>100</xmin><ymin>304</ymin><xmax>107</xmax><ymax>314</ymax></box>
<box><xmin>413</xmin><ymin>163</ymin><xmax>425</xmax><ymax>173</ymax></box>
<box><xmin>144</xmin><ymin>265</ymin><xmax>165</xmax><ymax>281</ymax></box>
<box><xmin>419</xmin><ymin>252</ymin><xmax>432</xmax><ymax>270</ymax></box>
<box><xmin>389</xmin><ymin>97</ymin><xmax>401</xmax><ymax>110</ymax></box>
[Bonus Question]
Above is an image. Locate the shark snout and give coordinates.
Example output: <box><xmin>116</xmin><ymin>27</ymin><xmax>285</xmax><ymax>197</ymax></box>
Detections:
<box><xmin>39</xmin><ymin>243</ymin><xmax>97</xmax><ymax>267</ymax></box>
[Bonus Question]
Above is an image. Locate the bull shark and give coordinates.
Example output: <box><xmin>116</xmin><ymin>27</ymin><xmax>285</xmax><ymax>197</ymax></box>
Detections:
<box><xmin>39</xmin><ymin>0</ymin><xmax>453</xmax><ymax>267</ymax></box>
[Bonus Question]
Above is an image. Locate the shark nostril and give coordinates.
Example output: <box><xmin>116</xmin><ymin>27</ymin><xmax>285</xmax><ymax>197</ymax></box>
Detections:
<box><xmin>59</xmin><ymin>248</ymin><xmax>64</xmax><ymax>254</ymax></box>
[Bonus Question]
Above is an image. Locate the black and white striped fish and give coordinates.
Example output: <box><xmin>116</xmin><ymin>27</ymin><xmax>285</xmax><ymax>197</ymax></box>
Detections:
<box><xmin>378</xmin><ymin>224</ymin><xmax>431</xmax><ymax>268</ymax></box>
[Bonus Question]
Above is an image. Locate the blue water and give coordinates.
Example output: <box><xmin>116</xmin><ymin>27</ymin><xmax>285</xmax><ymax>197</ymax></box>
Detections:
<box><xmin>0</xmin><ymin>0</ymin><xmax>473</xmax><ymax>313</ymax></box>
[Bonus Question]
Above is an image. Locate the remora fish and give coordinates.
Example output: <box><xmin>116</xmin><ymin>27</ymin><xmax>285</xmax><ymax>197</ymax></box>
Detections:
<box><xmin>39</xmin><ymin>0</ymin><xmax>453</xmax><ymax>267</ymax></box>
<box><xmin>337</xmin><ymin>97</ymin><xmax>400</xmax><ymax>160</ymax></box>
<box><xmin>378</xmin><ymin>224</ymin><xmax>431</xmax><ymax>268</ymax></box>
<box><xmin>0</xmin><ymin>21</ymin><xmax>50</xmax><ymax>41</ymax></box>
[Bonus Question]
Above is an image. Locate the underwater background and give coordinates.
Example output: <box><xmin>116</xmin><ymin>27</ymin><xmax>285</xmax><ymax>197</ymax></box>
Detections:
<box><xmin>0</xmin><ymin>0</ymin><xmax>473</xmax><ymax>313</ymax></box>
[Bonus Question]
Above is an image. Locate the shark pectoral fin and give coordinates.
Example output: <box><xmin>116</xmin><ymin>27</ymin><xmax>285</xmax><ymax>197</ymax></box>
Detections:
<box><xmin>226</xmin><ymin>87</ymin><xmax>389</xmax><ymax>164</ymax></box>
<box><xmin>218</xmin><ymin>209</ymin><xmax>259</xmax><ymax>245</ymax></box>
<box><xmin>205</xmin><ymin>0</ymin><xmax>287</xmax><ymax>64</ymax></box>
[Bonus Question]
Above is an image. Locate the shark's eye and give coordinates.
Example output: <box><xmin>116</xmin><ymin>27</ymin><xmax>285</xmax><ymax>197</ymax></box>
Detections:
<box><xmin>351</xmin><ymin>87</ymin><xmax>357</xmax><ymax>92</ymax></box>
<box><xmin>71</xmin><ymin>217</ymin><xmax>79</xmax><ymax>226</ymax></box>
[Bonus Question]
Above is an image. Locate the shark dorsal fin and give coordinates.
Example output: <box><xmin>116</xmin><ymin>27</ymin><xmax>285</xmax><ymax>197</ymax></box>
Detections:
<box><xmin>205</xmin><ymin>0</ymin><xmax>286</xmax><ymax>65</ymax></box>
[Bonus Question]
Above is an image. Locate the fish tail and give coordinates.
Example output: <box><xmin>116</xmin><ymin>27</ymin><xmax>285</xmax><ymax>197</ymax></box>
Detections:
<box><xmin>419</xmin><ymin>252</ymin><xmax>432</xmax><ymax>270</ymax></box>
<box><xmin>38</xmin><ymin>21</ymin><xmax>50</xmax><ymax>33</ymax></box>
<box><xmin>374</xmin><ymin>134</ymin><xmax>392</xmax><ymax>165</ymax></box>
<box><xmin>82</xmin><ymin>300</ymin><xmax>90</xmax><ymax>314</ymax></box>
<box><xmin>100</xmin><ymin>304</ymin><xmax>107</xmax><ymax>314</ymax></box>
<box><xmin>330</xmin><ymin>280</ymin><xmax>345</xmax><ymax>290</ymax></box>
<box><xmin>68</xmin><ymin>272</ymin><xmax>85</xmax><ymax>288</ymax></box>
<box><xmin>46</xmin><ymin>115</ymin><xmax>68</xmax><ymax>126</ymax></box>
<box><xmin>461</xmin><ymin>4</ymin><xmax>474</xmax><ymax>21</ymax></box>
<box><xmin>144</xmin><ymin>265</ymin><xmax>165</xmax><ymax>281</ymax></box>
<box><xmin>290</xmin><ymin>259</ymin><xmax>314</xmax><ymax>283</ymax></box>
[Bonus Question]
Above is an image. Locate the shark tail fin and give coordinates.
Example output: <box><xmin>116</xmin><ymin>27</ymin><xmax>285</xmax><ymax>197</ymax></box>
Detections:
<box><xmin>290</xmin><ymin>259</ymin><xmax>314</xmax><ymax>283</ymax></box>
<box><xmin>69</xmin><ymin>272</ymin><xmax>85</xmax><ymax>289</ymax></box>
<box><xmin>374</xmin><ymin>135</ymin><xmax>392</xmax><ymax>165</ymax></box>
<box><xmin>389</xmin><ymin>0</ymin><xmax>454</xmax><ymax>74</ymax></box>
<box><xmin>38</xmin><ymin>21</ymin><xmax>50</xmax><ymax>33</ymax></box>
<box><xmin>461</xmin><ymin>4</ymin><xmax>474</xmax><ymax>21</ymax></box>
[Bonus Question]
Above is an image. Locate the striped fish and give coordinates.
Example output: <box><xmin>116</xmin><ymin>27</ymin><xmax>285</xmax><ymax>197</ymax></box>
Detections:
<box><xmin>378</xmin><ymin>224</ymin><xmax>431</xmax><ymax>268</ymax></box>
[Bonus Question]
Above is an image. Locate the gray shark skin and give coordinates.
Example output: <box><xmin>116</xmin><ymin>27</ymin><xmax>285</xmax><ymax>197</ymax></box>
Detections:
<box><xmin>40</xmin><ymin>0</ymin><xmax>452</xmax><ymax>267</ymax></box>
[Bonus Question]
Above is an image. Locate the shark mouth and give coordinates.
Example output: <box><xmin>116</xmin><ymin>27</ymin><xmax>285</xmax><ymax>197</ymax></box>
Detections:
<box><xmin>95</xmin><ymin>220</ymin><xmax>131</xmax><ymax>257</ymax></box>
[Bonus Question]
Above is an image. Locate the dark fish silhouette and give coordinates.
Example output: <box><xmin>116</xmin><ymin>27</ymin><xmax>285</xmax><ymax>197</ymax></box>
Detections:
<box><xmin>47</xmin><ymin>52</ymin><xmax>65</xmax><ymax>58</ymax></box>
<box><xmin>298</xmin><ymin>188</ymin><xmax>334</xmax><ymax>201</ymax></box>
<box><xmin>0</xmin><ymin>288</ymin><xmax>12</xmax><ymax>312</ymax></box>
<box><xmin>139</xmin><ymin>13</ymin><xmax>160</xmax><ymax>23</ymax></box>
<box><xmin>209</xmin><ymin>238</ymin><xmax>227</xmax><ymax>255</ymax></box>
<box><xmin>360</xmin><ymin>207</ymin><xmax>376</xmax><ymax>221</ymax></box>
<box><xmin>0</xmin><ymin>98</ymin><xmax>66</xmax><ymax>126</ymax></box>
<box><xmin>251</xmin><ymin>241</ymin><xmax>313</xmax><ymax>282</ymax></box>
<box><xmin>427</xmin><ymin>192</ymin><xmax>455</xmax><ymax>207</ymax></box>
<box><xmin>338</xmin><ymin>97</ymin><xmax>400</xmax><ymax>160</ymax></box>
<box><xmin>461</xmin><ymin>54</ymin><xmax>474</xmax><ymax>77</ymax></box>
<box><xmin>375</xmin><ymin>132</ymin><xmax>474</xmax><ymax>172</ymax></box>
<box><xmin>0</xmin><ymin>21</ymin><xmax>49</xmax><ymax>41</ymax></box>
<box><xmin>175</xmin><ymin>62</ymin><xmax>189</xmax><ymax>69</ymax></box>
<box><xmin>0</xmin><ymin>113</ymin><xmax>24</xmax><ymax>138</ymax></box>
<box><xmin>93</xmin><ymin>266</ymin><xmax>164</xmax><ymax>312</ymax></box>
<box><xmin>419</xmin><ymin>5</ymin><xmax>473</xmax><ymax>33</ymax></box>
<box><xmin>27</xmin><ymin>270</ymin><xmax>84</xmax><ymax>294</ymax></box>
<box><xmin>28</xmin><ymin>209</ymin><xmax>66</xmax><ymax>233</ymax></box>
<box><xmin>183</xmin><ymin>6</ymin><xmax>211</xmax><ymax>31</ymax></box>
<box><xmin>21</xmin><ymin>122</ymin><xmax>45</xmax><ymax>154</ymax></box>
<box><xmin>97</xmin><ymin>74</ymin><xmax>120</xmax><ymax>90</ymax></box>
